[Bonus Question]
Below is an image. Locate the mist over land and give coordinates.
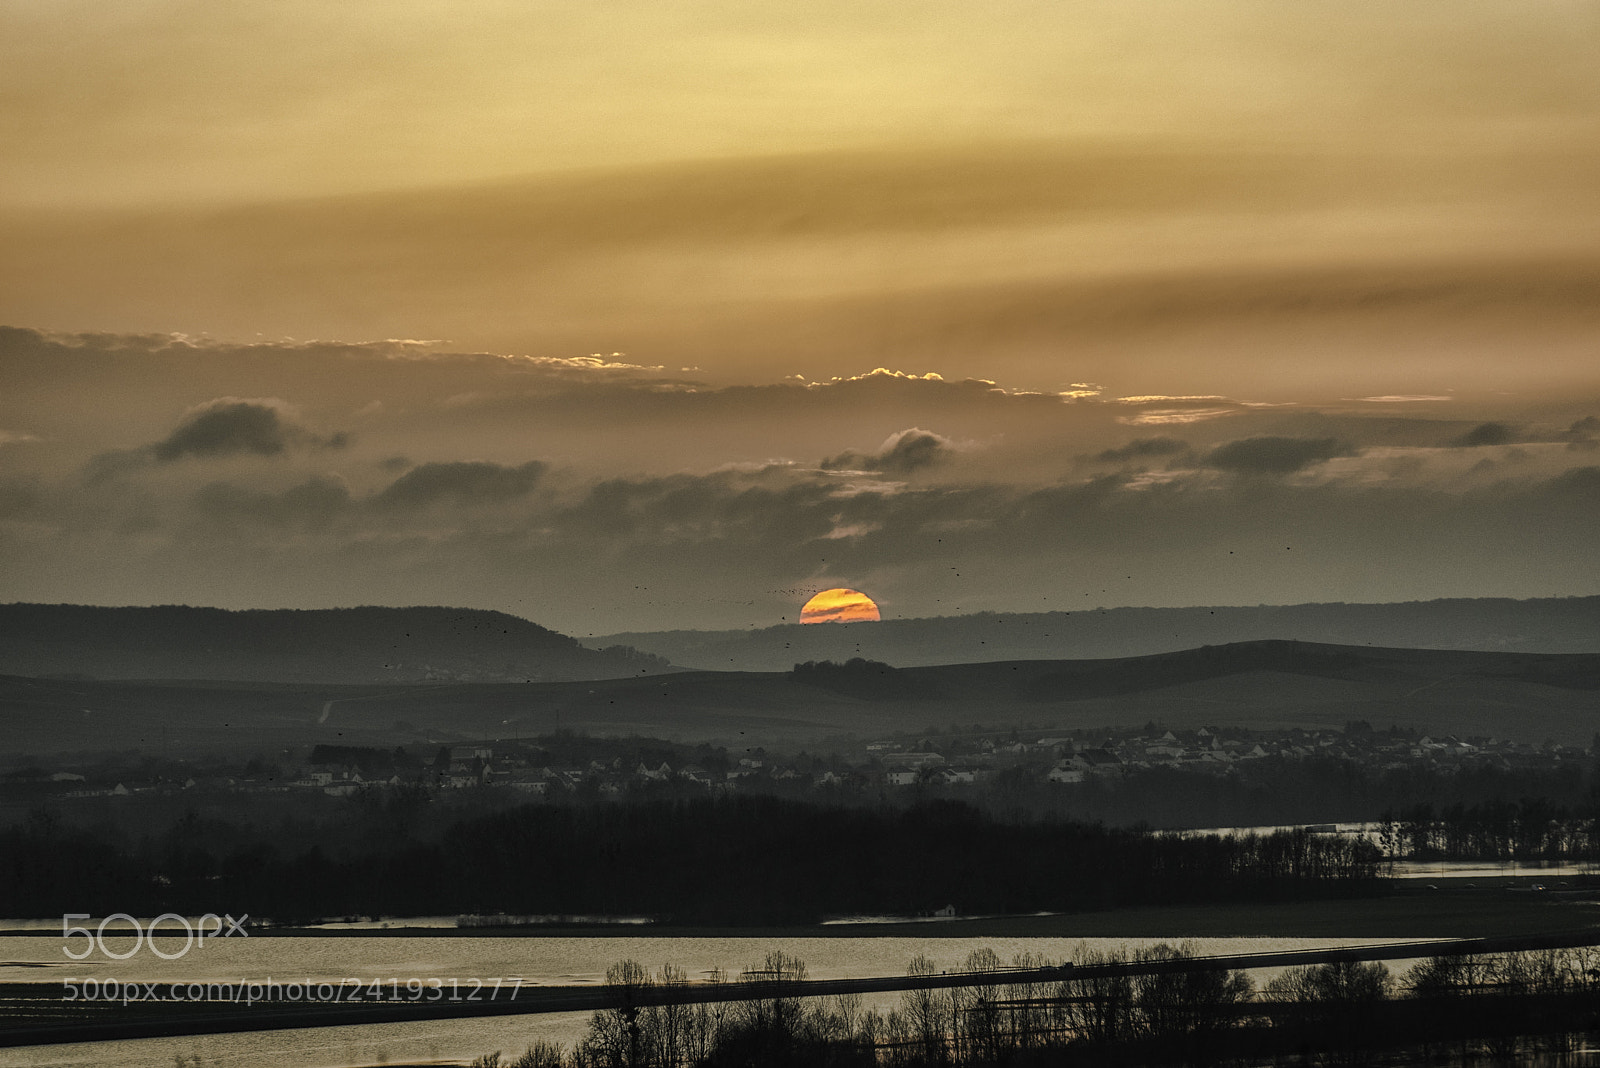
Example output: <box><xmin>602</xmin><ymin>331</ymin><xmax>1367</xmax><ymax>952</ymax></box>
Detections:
<box><xmin>597</xmin><ymin>595</ymin><xmax>1600</xmax><ymax>670</ymax></box>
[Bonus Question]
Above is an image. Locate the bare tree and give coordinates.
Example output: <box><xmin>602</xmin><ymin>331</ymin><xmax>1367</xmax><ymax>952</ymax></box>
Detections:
<box><xmin>649</xmin><ymin>963</ymin><xmax>690</xmax><ymax>1068</ymax></box>
<box><xmin>582</xmin><ymin>959</ymin><xmax>651</xmax><ymax>1068</ymax></box>
<box><xmin>1061</xmin><ymin>944</ymin><xmax>1135</xmax><ymax>1045</ymax></box>
<box><xmin>901</xmin><ymin>954</ymin><xmax>952</xmax><ymax>1064</ymax></box>
<box><xmin>509</xmin><ymin>1042</ymin><xmax>567</xmax><ymax>1068</ymax></box>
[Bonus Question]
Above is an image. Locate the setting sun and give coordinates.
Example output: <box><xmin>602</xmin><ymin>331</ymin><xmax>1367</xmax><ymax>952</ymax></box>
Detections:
<box><xmin>799</xmin><ymin>588</ymin><xmax>881</xmax><ymax>624</ymax></box>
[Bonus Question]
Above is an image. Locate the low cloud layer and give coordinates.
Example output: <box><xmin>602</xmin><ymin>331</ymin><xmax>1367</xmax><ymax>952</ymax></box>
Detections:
<box><xmin>1203</xmin><ymin>436</ymin><xmax>1352</xmax><ymax>475</ymax></box>
<box><xmin>1096</xmin><ymin>437</ymin><xmax>1191</xmax><ymax>464</ymax></box>
<box><xmin>2</xmin><ymin>327</ymin><xmax>1598</xmax><ymax>632</ymax></box>
<box><xmin>375</xmin><ymin>461</ymin><xmax>547</xmax><ymax>509</ymax></box>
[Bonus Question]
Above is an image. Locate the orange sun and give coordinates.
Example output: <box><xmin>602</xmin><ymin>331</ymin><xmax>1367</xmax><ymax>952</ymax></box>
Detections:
<box><xmin>799</xmin><ymin>588</ymin><xmax>881</xmax><ymax>624</ymax></box>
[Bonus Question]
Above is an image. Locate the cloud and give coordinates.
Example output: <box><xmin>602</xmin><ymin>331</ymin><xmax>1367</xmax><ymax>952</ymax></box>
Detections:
<box><xmin>821</xmin><ymin>428</ymin><xmax>953</xmax><ymax>474</ymax></box>
<box><xmin>150</xmin><ymin>398</ymin><xmax>346</xmax><ymax>462</ymax></box>
<box><xmin>19</xmin><ymin>325</ymin><xmax>1594</xmax><ymax>489</ymax></box>
<box><xmin>1540</xmin><ymin>465</ymin><xmax>1600</xmax><ymax>504</ymax></box>
<box><xmin>1116</xmin><ymin>395</ymin><xmax>1231</xmax><ymax>405</ymax></box>
<box><xmin>1452</xmin><ymin>422</ymin><xmax>1516</xmax><ymax>448</ymax></box>
<box><xmin>374</xmin><ymin>460</ymin><xmax>547</xmax><ymax>509</ymax></box>
<box><xmin>193</xmin><ymin>476</ymin><xmax>353</xmax><ymax>529</ymax></box>
<box><xmin>1118</xmin><ymin>406</ymin><xmax>1242</xmax><ymax>427</ymax></box>
<box><xmin>1096</xmin><ymin>437</ymin><xmax>1190</xmax><ymax>463</ymax></box>
<box><xmin>152</xmin><ymin>400</ymin><xmax>293</xmax><ymax>461</ymax></box>
<box><xmin>1109</xmin><ymin>396</ymin><xmax>1248</xmax><ymax>429</ymax></box>
<box><xmin>8</xmin><ymin>320</ymin><xmax>1600</xmax><ymax>632</ymax></box>
<box><xmin>826</xmin><ymin>368</ymin><xmax>945</xmax><ymax>384</ymax></box>
<box><xmin>1203</xmin><ymin>436</ymin><xmax>1352</xmax><ymax>475</ymax></box>
<box><xmin>1562</xmin><ymin>416</ymin><xmax>1599</xmax><ymax>452</ymax></box>
<box><xmin>9</xmin><ymin>422</ymin><xmax>1600</xmax><ymax>632</ymax></box>
<box><xmin>0</xmin><ymin>477</ymin><xmax>41</xmax><ymax>519</ymax></box>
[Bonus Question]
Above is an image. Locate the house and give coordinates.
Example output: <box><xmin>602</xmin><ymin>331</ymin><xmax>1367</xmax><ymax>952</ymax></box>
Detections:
<box><xmin>886</xmin><ymin>769</ymin><xmax>920</xmax><ymax>787</ymax></box>
<box><xmin>679</xmin><ymin>765</ymin><xmax>716</xmax><ymax>788</ymax></box>
<box><xmin>1069</xmin><ymin>749</ymin><xmax>1124</xmax><ymax>777</ymax></box>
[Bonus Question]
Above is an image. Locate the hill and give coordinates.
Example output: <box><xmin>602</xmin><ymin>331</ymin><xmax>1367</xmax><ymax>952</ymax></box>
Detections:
<box><xmin>589</xmin><ymin>596</ymin><xmax>1600</xmax><ymax>671</ymax></box>
<box><xmin>0</xmin><ymin>604</ymin><xmax>673</xmax><ymax>684</ymax></box>
<box><xmin>4</xmin><ymin>640</ymin><xmax>1599</xmax><ymax>758</ymax></box>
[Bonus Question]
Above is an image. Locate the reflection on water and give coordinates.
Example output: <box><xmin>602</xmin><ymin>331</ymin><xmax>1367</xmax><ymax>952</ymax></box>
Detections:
<box><xmin>0</xmin><ymin>934</ymin><xmax>1386</xmax><ymax>1068</ymax></box>
<box><xmin>0</xmin><ymin>1012</ymin><xmax>591</xmax><ymax>1068</ymax></box>
<box><xmin>0</xmin><ymin>933</ymin><xmax>1387</xmax><ymax>985</ymax></box>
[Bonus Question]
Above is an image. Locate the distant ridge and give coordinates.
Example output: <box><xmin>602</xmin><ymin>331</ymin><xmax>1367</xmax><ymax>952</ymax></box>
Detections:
<box><xmin>0</xmin><ymin>604</ymin><xmax>673</xmax><ymax>683</ymax></box>
<box><xmin>591</xmin><ymin>596</ymin><xmax>1600</xmax><ymax>672</ymax></box>
<box><xmin>5</xmin><ymin>639</ymin><xmax>1600</xmax><ymax>755</ymax></box>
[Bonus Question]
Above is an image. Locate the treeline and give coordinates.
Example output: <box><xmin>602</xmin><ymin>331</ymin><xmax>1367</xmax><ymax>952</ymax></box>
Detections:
<box><xmin>0</xmin><ymin>797</ymin><xmax>1380</xmax><ymax>923</ymax></box>
<box><xmin>1377</xmin><ymin>797</ymin><xmax>1600</xmax><ymax>861</ymax></box>
<box><xmin>791</xmin><ymin>659</ymin><xmax>922</xmax><ymax>700</ymax></box>
<box><xmin>474</xmin><ymin>943</ymin><xmax>1600</xmax><ymax>1067</ymax></box>
<box><xmin>967</xmin><ymin>757</ymin><xmax>1595</xmax><ymax>831</ymax></box>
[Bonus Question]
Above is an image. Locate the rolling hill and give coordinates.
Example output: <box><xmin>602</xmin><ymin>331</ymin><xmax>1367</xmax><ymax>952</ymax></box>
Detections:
<box><xmin>0</xmin><ymin>603</ymin><xmax>672</xmax><ymax>684</ymax></box>
<box><xmin>3</xmin><ymin>640</ymin><xmax>1598</xmax><ymax>758</ymax></box>
<box><xmin>590</xmin><ymin>596</ymin><xmax>1600</xmax><ymax>671</ymax></box>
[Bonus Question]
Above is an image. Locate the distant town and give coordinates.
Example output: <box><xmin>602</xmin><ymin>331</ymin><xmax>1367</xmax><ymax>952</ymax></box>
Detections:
<box><xmin>7</xmin><ymin>720</ymin><xmax>1590</xmax><ymax>832</ymax></box>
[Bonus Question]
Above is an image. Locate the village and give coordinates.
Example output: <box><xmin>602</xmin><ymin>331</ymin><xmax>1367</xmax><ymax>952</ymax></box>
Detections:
<box><xmin>7</xmin><ymin>720</ymin><xmax>1587</xmax><ymax>809</ymax></box>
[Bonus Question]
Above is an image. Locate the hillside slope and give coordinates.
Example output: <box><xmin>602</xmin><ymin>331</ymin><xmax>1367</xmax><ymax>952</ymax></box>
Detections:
<box><xmin>0</xmin><ymin>604</ymin><xmax>672</xmax><ymax>684</ymax></box>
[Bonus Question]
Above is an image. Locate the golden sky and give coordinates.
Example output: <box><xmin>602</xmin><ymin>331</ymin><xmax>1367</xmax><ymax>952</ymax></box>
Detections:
<box><xmin>1</xmin><ymin>2</ymin><xmax>1598</xmax><ymax>629</ymax></box>
<box><xmin>3</xmin><ymin>1</ymin><xmax>1599</xmax><ymax>391</ymax></box>
<box><xmin>3</xmin><ymin>0</ymin><xmax>1592</xmax><ymax>207</ymax></box>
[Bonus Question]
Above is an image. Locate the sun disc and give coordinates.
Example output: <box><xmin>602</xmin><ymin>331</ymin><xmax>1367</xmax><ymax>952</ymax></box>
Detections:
<box><xmin>799</xmin><ymin>588</ymin><xmax>880</xmax><ymax>624</ymax></box>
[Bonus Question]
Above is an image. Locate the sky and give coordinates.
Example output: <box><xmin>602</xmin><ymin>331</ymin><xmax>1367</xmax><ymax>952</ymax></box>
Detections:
<box><xmin>1</xmin><ymin>1</ymin><xmax>1598</xmax><ymax>634</ymax></box>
